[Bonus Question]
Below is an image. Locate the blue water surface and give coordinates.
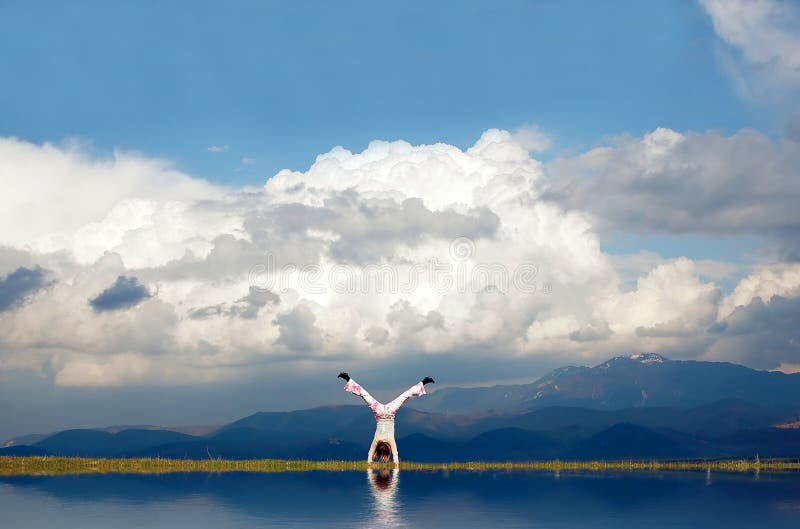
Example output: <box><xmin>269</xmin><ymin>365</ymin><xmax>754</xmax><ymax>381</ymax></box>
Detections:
<box><xmin>2</xmin><ymin>470</ymin><xmax>800</xmax><ymax>528</ymax></box>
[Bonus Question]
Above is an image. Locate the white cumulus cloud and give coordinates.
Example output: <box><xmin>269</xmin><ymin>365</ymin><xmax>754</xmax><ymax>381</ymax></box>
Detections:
<box><xmin>700</xmin><ymin>0</ymin><xmax>800</xmax><ymax>96</ymax></box>
<box><xmin>0</xmin><ymin>129</ymin><xmax>799</xmax><ymax>387</ymax></box>
<box><xmin>545</xmin><ymin>127</ymin><xmax>800</xmax><ymax>259</ymax></box>
<box><xmin>0</xmin><ymin>137</ymin><xmax>222</xmax><ymax>256</ymax></box>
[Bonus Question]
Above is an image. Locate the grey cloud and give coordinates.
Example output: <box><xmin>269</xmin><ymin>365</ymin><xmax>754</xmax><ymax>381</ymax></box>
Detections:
<box><xmin>700</xmin><ymin>0</ymin><xmax>800</xmax><ymax>96</ymax></box>
<box><xmin>786</xmin><ymin>114</ymin><xmax>800</xmax><ymax>143</ymax></box>
<box><xmin>89</xmin><ymin>276</ymin><xmax>151</xmax><ymax>312</ymax></box>
<box><xmin>364</xmin><ymin>326</ymin><xmax>389</xmax><ymax>346</ymax></box>
<box><xmin>774</xmin><ymin>227</ymin><xmax>800</xmax><ymax>262</ymax></box>
<box><xmin>189</xmin><ymin>286</ymin><xmax>279</xmax><ymax>320</ymax></box>
<box><xmin>152</xmin><ymin>233</ymin><xmax>317</xmax><ymax>282</ymax></box>
<box><xmin>322</xmin><ymin>195</ymin><xmax>500</xmax><ymax>264</ymax></box>
<box><xmin>0</xmin><ymin>266</ymin><xmax>49</xmax><ymax>311</ymax></box>
<box><xmin>636</xmin><ymin>321</ymin><xmax>697</xmax><ymax>338</ymax></box>
<box><xmin>148</xmin><ymin>189</ymin><xmax>500</xmax><ymax>283</ymax></box>
<box><xmin>544</xmin><ymin>129</ymin><xmax>800</xmax><ymax>259</ymax></box>
<box><xmin>273</xmin><ymin>305</ymin><xmax>323</xmax><ymax>352</ymax></box>
<box><xmin>252</xmin><ymin>190</ymin><xmax>497</xmax><ymax>250</ymax></box>
<box><xmin>187</xmin><ymin>305</ymin><xmax>225</xmax><ymax>319</ymax></box>
<box><xmin>229</xmin><ymin>287</ymin><xmax>279</xmax><ymax>318</ymax></box>
<box><xmin>0</xmin><ymin>246</ymin><xmax>36</xmax><ymax>274</ymax></box>
<box><xmin>707</xmin><ymin>295</ymin><xmax>800</xmax><ymax>370</ymax></box>
<box><xmin>387</xmin><ymin>300</ymin><xmax>445</xmax><ymax>335</ymax></box>
<box><xmin>257</xmin><ymin>192</ymin><xmax>500</xmax><ymax>265</ymax></box>
<box><xmin>706</xmin><ymin>321</ymin><xmax>728</xmax><ymax>334</ymax></box>
<box><xmin>465</xmin><ymin>287</ymin><xmax>535</xmax><ymax>347</ymax></box>
<box><xmin>568</xmin><ymin>322</ymin><xmax>613</xmax><ymax>342</ymax></box>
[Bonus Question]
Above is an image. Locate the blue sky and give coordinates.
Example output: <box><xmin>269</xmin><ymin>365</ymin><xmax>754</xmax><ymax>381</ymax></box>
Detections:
<box><xmin>1</xmin><ymin>0</ymin><xmax>799</xmax><ymax>439</ymax></box>
<box><xmin>0</xmin><ymin>0</ymin><xmax>776</xmax><ymax>185</ymax></box>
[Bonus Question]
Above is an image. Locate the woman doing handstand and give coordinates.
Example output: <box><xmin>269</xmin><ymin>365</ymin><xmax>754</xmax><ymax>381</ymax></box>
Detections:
<box><xmin>338</xmin><ymin>372</ymin><xmax>435</xmax><ymax>466</ymax></box>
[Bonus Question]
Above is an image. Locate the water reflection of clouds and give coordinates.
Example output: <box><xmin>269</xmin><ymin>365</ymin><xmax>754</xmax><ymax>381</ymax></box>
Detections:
<box><xmin>4</xmin><ymin>471</ymin><xmax>800</xmax><ymax>528</ymax></box>
<box><xmin>366</xmin><ymin>469</ymin><xmax>404</xmax><ymax>529</ymax></box>
<box><xmin>776</xmin><ymin>500</ymin><xmax>800</xmax><ymax>513</ymax></box>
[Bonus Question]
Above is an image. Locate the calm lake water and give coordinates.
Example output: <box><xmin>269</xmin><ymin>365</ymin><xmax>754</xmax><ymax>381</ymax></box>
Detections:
<box><xmin>2</xmin><ymin>470</ymin><xmax>800</xmax><ymax>528</ymax></box>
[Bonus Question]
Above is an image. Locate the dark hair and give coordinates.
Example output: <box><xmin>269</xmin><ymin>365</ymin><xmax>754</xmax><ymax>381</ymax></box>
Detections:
<box><xmin>373</xmin><ymin>441</ymin><xmax>392</xmax><ymax>463</ymax></box>
<box><xmin>372</xmin><ymin>468</ymin><xmax>392</xmax><ymax>489</ymax></box>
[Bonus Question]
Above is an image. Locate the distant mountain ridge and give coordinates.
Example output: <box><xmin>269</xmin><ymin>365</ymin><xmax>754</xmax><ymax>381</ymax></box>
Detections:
<box><xmin>409</xmin><ymin>353</ymin><xmax>800</xmax><ymax>414</ymax></box>
<box><xmin>35</xmin><ymin>429</ymin><xmax>198</xmax><ymax>458</ymax></box>
<box><xmin>1</xmin><ymin>424</ymin><xmax>219</xmax><ymax>449</ymax></box>
<box><xmin>4</xmin><ymin>398</ymin><xmax>799</xmax><ymax>461</ymax></box>
<box><xmin>4</xmin><ymin>354</ymin><xmax>800</xmax><ymax>461</ymax></box>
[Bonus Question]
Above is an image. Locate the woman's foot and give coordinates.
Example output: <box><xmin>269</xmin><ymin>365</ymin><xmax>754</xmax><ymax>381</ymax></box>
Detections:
<box><xmin>338</xmin><ymin>372</ymin><xmax>350</xmax><ymax>382</ymax></box>
<box><xmin>422</xmin><ymin>376</ymin><xmax>435</xmax><ymax>385</ymax></box>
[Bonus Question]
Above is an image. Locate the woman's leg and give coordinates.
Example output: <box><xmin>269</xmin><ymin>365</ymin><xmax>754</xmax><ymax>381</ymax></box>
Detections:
<box><xmin>384</xmin><ymin>381</ymin><xmax>426</xmax><ymax>415</ymax></box>
<box><xmin>344</xmin><ymin>379</ymin><xmax>381</xmax><ymax>414</ymax></box>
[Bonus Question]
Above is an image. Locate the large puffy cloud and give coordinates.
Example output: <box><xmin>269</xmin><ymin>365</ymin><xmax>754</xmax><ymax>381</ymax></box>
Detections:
<box><xmin>0</xmin><ymin>137</ymin><xmax>223</xmax><ymax>259</ymax></box>
<box><xmin>545</xmin><ymin>127</ymin><xmax>800</xmax><ymax>259</ymax></box>
<box><xmin>700</xmin><ymin>0</ymin><xmax>800</xmax><ymax>96</ymax></box>
<box><xmin>707</xmin><ymin>263</ymin><xmax>800</xmax><ymax>370</ymax></box>
<box><xmin>605</xmin><ymin>258</ymin><xmax>720</xmax><ymax>337</ymax></box>
<box><xmin>609</xmin><ymin>251</ymin><xmax>741</xmax><ymax>287</ymax></box>
<box><xmin>0</xmin><ymin>129</ymin><xmax>799</xmax><ymax>387</ymax></box>
<box><xmin>718</xmin><ymin>264</ymin><xmax>800</xmax><ymax>319</ymax></box>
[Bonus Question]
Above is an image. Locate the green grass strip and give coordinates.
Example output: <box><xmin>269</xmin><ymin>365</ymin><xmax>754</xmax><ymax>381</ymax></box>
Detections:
<box><xmin>1</xmin><ymin>456</ymin><xmax>799</xmax><ymax>476</ymax></box>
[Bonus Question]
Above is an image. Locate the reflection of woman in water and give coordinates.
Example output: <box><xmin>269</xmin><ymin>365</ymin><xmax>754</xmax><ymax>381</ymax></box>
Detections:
<box><xmin>366</xmin><ymin>468</ymin><xmax>402</xmax><ymax>529</ymax></box>
<box><xmin>338</xmin><ymin>373</ymin><xmax>435</xmax><ymax>465</ymax></box>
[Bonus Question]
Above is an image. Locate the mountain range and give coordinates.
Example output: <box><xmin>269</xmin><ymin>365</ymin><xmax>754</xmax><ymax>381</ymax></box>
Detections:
<box><xmin>410</xmin><ymin>353</ymin><xmax>800</xmax><ymax>414</ymax></box>
<box><xmin>4</xmin><ymin>354</ymin><xmax>800</xmax><ymax>461</ymax></box>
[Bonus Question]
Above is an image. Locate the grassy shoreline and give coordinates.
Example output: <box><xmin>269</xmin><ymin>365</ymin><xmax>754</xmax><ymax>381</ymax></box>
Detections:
<box><xmin>2</xmin><ymin>456</ymin><xmax>800</xmax><ymax>476</ymax></box>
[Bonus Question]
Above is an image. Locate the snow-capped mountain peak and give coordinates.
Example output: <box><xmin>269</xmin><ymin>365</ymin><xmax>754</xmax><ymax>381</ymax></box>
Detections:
<box><xmin>596</xmin><ymin>353</ymin><xmax>668</xmax><ymax>368</ymax></box>
<box><xmin>629</xmin><ymin>353</ymin><xmax>666</xmax><ymax>364</ymax></box>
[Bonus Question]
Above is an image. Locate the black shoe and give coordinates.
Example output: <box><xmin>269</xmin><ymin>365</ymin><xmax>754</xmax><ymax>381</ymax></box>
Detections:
<box><xmin>422</xmin><ymin>377</ymin><xmax>435</xmax><ymax>385</ymax></box>
<box><xmin>338</xmin><ymin>372</ymin><xmax>351</xmax><ymax>382</ymax></box>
